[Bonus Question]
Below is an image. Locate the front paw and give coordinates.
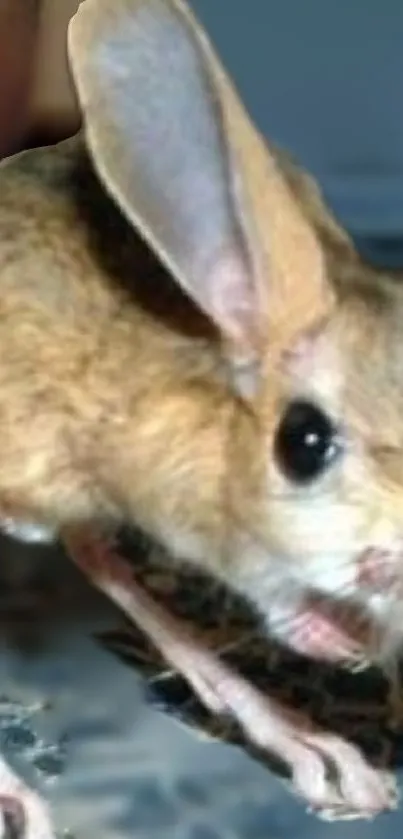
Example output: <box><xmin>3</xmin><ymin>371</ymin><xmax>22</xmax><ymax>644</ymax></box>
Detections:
<box><xmin>190</xmin><ymin>659</ymin><xmax>398</xmax><ymax>820</ymax></box>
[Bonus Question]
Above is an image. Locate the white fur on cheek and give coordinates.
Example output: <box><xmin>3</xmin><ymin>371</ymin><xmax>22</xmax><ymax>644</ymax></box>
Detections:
<box><xmin>267</xmin><ymin>487</ymin><xmax>361</xmax><ymax>597</ymax></box>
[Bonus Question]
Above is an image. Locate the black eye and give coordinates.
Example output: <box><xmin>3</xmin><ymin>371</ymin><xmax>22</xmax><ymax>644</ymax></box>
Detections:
<box><xmin>274</xmin><ymin>399</ymin><xmax>340</xmax><ymax>484</ymax></box>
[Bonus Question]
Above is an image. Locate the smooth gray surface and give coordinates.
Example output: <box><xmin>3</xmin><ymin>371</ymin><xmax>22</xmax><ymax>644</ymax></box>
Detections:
<box><xmin>190</xmin><ymin>0</ymin><xmax>403</xmax><ymax>236</ymax></box>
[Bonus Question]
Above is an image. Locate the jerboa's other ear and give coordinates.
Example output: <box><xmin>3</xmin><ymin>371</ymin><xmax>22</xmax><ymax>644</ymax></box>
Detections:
<box><xmin>68</xmin><ymin>0</ymin><xmax>334</xmax><ymax>371</ymax></box>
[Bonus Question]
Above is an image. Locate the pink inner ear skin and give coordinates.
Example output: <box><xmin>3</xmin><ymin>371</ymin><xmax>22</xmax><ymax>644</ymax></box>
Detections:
<box><xmin>208</xmin><ymin>248</ymin><xmax>260</xmax><ymax>358</ymax></box>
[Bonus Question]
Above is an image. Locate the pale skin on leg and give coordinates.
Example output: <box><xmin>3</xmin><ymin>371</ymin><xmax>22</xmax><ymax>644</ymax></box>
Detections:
<box><xmin>63</xmin><ymin>531</ymin><xmax>397</xmax><ymax>821</ymax></box>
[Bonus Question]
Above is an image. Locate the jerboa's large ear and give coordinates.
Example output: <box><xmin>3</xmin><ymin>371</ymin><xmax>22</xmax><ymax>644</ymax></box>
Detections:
<box><xmin>68</xmin><ymin>0</ymin><xmax>334</xmax><ymax>369</ymax></box>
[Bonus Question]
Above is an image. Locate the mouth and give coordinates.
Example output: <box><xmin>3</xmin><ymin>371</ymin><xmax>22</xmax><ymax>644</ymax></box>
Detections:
<box><xmin>287</xmin><ymin>548</ymin><xmax>403</xmax><ymax>668</ymax></box>
<box><xmin>281</xmin><ymin>592</ymin><xmax>380</xmax><ymax>669</ymax></box>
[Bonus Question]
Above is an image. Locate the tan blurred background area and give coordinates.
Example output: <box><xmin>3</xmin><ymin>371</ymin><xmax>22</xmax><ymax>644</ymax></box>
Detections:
<box><xmin>0</xmin><ymin>0</ymin><xmax>81</xmax><ymax>159</ymax></box>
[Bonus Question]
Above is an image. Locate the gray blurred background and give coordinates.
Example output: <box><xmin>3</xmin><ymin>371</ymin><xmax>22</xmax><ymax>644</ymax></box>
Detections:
<box><xmin>190</xmin><ymin>0</ymin><xmax>403</xmax><ymax>264</ymax></box>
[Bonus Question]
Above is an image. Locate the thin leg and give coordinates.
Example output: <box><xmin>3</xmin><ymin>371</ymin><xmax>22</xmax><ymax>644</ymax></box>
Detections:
<box><xmin>64</xmin><ymin>532</ymin><xmax>398</xmax><ymax>821</ymax></box>
<box><xmin>0</xmin><ymin>753</ymin><xmax>54</xmax><ymax>839</ymax></box>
